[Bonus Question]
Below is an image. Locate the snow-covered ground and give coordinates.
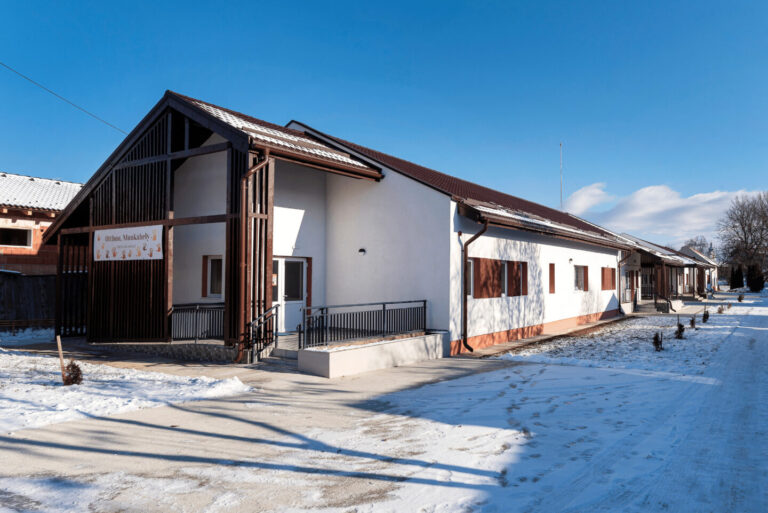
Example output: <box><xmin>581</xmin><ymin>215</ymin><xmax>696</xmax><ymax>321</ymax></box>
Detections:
<box><xmin>0</xmin><ymin>348</ymin><xmax>250</xmax><ymax>433</ymax></box>
<box><xmin>0</xmin><ymin>293</ymin><xmax>766</xmax><ymax>512</ymax></box>
<box><xmin>0</xmin><ymin>328</ymin><xmax>54</xmax><ymax>346</ymax></box>
<box><xmin>502</xmin><ymin>307</ymin><xmax>735</xmax><ymax>375</ymax></box>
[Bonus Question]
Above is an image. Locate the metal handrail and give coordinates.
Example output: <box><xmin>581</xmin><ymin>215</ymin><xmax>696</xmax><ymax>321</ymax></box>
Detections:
<box><xmin>248</xmin><ymin>304</ymin><xmax>280</xmax><ymax>328</ymax></box>
<box><xmin>300</xmin><ymin>299</ymin><xmax>427</xmax><ymax>349</ymax></box>
<box><xmin>247</xmin><ymin>304</ymin><xmax>280</xmax><ymax>363</ymax></box>
<box><xmin>300</xmin><ymin>299</ymin><xmax>425</xmax><ymax>311</ymax></box>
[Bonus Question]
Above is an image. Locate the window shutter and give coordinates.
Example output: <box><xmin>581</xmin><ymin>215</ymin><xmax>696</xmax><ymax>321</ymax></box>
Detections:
<box><xmin>521</xmin><ymin>262</ymin><xmax>528</xmax><ymax>295</ymax></box>
<box><xmin>508</xmin><ymin>261</ymin><xmax>521</xmax><ymax>296</ymax></box>
<box><xmin>473</xmin><ymin>258</ymin><xmax>481</xmax><ymax>298</ymax></box>
<box><xmin>584</xmin><ymin>265</ymin><xmax>589</xmax><ymax>291</ymax></box>
<box><xmin>549</xmin><ymin>263</ymin><xmax>555</xmax><ymax>294</ymax></box>
<box><xmin>201</xmin><ymin>255</ymin><xmax>208</xmax><ymax>297</ymax></box>
<box><xmin>474</xmin><ymin>258</ymin><xmax>503</xmax><ymax>298</ymax></box>
<box><xmin>612</xmin><ymin>268</ymin><xmax>616</xmax><ymax>289</ymax></box>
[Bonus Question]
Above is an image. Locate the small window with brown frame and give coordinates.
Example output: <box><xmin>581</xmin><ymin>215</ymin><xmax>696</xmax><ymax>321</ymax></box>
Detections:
<box><xmin>574</xmin><ymin>265</ymin><xmax>588</xmax><ymax>291</ymax></box>
<box><xmin>601</xmin><ymin>267</ymin><xmax>616</xmax><ymax>291</ymax></box>
<box><xmin>549</xmin><ymin>263</ymin><xmax>555</xmax><ymax>294</ymax></box>
<box><xmin>202</xmin><ymin>255</ymin><xmax>223</xmax><ymax>298</ymax></box>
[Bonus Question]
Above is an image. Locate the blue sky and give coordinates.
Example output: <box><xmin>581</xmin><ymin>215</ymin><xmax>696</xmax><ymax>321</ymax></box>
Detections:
<box><xmin>1</xmin><ymin>1</ymin><xmax>766</xmax><ymax>245</ymax></box>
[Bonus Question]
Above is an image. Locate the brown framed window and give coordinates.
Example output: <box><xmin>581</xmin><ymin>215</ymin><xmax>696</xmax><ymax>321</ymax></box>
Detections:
<box><xmin>575</xmin><ymin>265</ymin><xmax>588</xmax><ymax>291</ymax></box>
<box><xmin>507</xmin><ymin>261</ymin><xmax>528</xmax><ymax>297</ymax></box>
<box><xmin>601</xmin><ymin>267</ymin><xmax>616</xmax><ymax>291</ymax></box>
<box><xmin>472</xmin><ymin>258</ymin><xmax>504</xmax><ymax>298</ymax></box>
<box><xmin>549</xmin><ymin>263</ymin><xmax>555</xmax><ymax>294</ymax></box>
<box><xmin>202</xmin><ymin>255</ymin><xmax>223</xmax><ymax>298</ymax></box>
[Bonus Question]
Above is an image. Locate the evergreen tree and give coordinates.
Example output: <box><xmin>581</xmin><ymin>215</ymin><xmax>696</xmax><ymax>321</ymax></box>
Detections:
<box><xmin>746</xmin><ymin>264</ymin><xmax>764</xmax><ymax>292</ymax></box>
<box><xmin>731</xmin><ymin>266</ymin><xmax>744</xmax><ymax>289</ymax></box>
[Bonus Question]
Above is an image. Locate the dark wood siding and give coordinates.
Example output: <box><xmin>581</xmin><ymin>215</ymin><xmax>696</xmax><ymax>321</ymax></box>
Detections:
<box><xmin>57</xmin><ymin>233</ymin><xmax>88</xmax><ymax>337</ymax></box>
<box><xmin>225</xmin><ymin>149</ymin><xmax>247</xmax><ymax>342</ymax></box>
<box><xmin>87</xmin><ymin>114</ymin><xmax>170</xmax><ymax>342</ymax></box>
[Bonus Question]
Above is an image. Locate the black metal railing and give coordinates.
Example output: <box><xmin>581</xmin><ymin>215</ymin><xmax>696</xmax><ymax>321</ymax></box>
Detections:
<box><xmin>248</xmin><ymin>304</ymin><xmax>279</xmax><ymax>361</ymax></box>
<box><xmin>171</xmin><ymin>303</ymin><xmax>225</xmax><ymax>342</ymax></box>
<box><xmin>299</xmin><ymin>300</ymin><xmax>427</xmax><ymax>348</ymax></box>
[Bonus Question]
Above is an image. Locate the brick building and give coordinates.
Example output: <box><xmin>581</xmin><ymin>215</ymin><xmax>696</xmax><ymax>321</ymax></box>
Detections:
<box><xmin>0</xmin><ymin>172</ymin><xmax>81</xmax><ymax>275</ymax></box>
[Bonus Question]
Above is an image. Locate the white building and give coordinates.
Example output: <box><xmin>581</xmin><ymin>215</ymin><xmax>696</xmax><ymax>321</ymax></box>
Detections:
<box><xmin>46</xmin><ymin>92</ymin><xmax>632</xmax><ymax>365</ymax></box>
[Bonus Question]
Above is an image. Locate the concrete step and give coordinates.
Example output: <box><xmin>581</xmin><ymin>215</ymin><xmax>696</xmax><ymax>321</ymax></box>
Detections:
<box><xmin>271</xmin><ymin>346</ymin><xmax>298</xmax><ymax>360</ymax></box>
<box><xmin>258</xmin><ymin>355</ymin><xmax>299</xmax><ymax>369</ymax></box>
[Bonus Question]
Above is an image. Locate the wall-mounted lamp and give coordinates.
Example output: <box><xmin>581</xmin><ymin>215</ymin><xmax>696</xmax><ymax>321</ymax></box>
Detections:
<box><xmin>358</xmin><ymin>248</ymin><xmax>367</xmax><ymax>256</ymax></box>
<box><xmin>569</xmin><ymin>258</ymin><xmax>573</xmax><ymax>264</ymax></box>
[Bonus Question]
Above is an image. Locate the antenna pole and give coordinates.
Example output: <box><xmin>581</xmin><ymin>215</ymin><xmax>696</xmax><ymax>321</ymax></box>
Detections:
<box><xmin>559</xmin><ymin>142</ymin><xmax>563</xmax><ymax>210</ymax></box>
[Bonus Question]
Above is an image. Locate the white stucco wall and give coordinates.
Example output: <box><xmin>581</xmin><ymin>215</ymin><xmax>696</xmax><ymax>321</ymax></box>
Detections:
<box><xmin>273</xmin><ymin>161</ymin><xmax>327</xmax><ymax>305</ymax></box>
<box><xmin>171</xmin><ymin>148</ymin><xmax>227</xmax><ymax>305</ymax></box>
<box><xmin>449</xmin><ymin>207</ymin><xmax>621</xmax><ymax>342</ymax></box>
<box><xmin>324</xmin><ymin>169</ymin><xmax>452</xmax><ymax>332</ymax></box>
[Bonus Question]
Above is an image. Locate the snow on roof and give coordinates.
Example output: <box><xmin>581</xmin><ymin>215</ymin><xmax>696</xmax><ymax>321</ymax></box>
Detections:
<box><xmin>619</xmin><ymin>233</ymin><xmax>698</xmax><ymax>266</ymax></box>
<box><xmin>472</xmin><ymin>203</ymin><xmax>628</xmax><ymax>247</ymax></box>
<box><xmin>0</xmin><ymin>172</ymin><xmax>82</xmax><ymax>211</ymax></box>
<box><xmin>175</xmin><ymin>95</ymin><xmax>373</xmax><ymax>171</ymax></box>
<box><xmin>680</xmin><ymin>246</ymin><xmax>718</xmax><ymax>267</ymax></box>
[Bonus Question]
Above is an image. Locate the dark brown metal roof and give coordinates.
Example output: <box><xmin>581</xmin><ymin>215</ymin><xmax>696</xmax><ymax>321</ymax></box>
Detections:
<box><xmin>291</xmin><ymin>123</ymin><xmax>615</xmax><ymax>239</ymax></box>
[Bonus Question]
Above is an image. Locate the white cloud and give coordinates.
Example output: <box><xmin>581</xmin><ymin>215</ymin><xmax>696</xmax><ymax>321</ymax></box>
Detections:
<box><xmin>563</xmin><ymin>182</ymin><xmax>614</xmax><ymax>215</ymax></box>
<box><xmin>566</xmin><ymin>183</ymin><xmax>760</xmax><ymax>247</ymax></box>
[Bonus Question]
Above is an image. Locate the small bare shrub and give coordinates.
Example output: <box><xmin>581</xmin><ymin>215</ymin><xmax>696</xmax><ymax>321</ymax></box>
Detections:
<box><xmin>63</xmin><ymin>360</ymin><xmax>83</xmax><ymax>386</ymax></box>
<box><xmin>675</xmin><ymin>323</ymin><xmax>685</xmax><ymax>339</ymax></box>
<box><xmin>738</xmin><ymin>294</ymin><xmax>744</xmax><ymax>302</ymax></box>
<box><xmin>689</xmin><ymin>316</ymin><xmax>696</xmax><ymax>329</ymax></box>
<box><xmin>653</xmin><ymin>332</ymin><xmax>663</xmax><ymax>351</ymax></box>
<box><xmin>727</xmin><ymin>303</ymin><xmax>732</xmax><ymax>309</ymax></box>
<box><xmin>717</xmin><ymin>305</ymin><xmax>725</xmax><ymax>314</ymax></box>
<box><xmin>703</xmin><ymin>310</ymin><xmax>709</xmax><ymax>323</ymax></box>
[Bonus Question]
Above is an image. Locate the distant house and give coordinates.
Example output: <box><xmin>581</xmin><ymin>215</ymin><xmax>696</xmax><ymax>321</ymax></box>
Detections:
<box><xmin>614</xmin><ymin>233</ymin><xmax>719</xmax><ymax>312</ymax></box>
<box><xmin>679</xmin><ymin>245</ymin><xmax>719</xmax><ymax>291</ymax></box>
<box><xmin>0</xmin><ymin>172</ymin><xmax>81</xmax><ymax>275</ymax></box>
<box><xmin>44</xmin><ymin>91</ymin><xmax>632</xmax><ymax>366</ymax></box>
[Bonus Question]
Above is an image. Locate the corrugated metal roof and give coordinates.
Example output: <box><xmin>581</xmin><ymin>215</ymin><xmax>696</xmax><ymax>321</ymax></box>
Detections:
<box><xmin>619</xmin><ymin>233</ymin><xmax>699</xmax><ymax>266</ymax></box>
<box><xmin>0</xmin><ymin>172</ymin><xmax>82</xmax><ymax>211</ymax></box>
<box><xmin>171</xmin><ymin>93</ymin><xmax>374</xmax><ymax>171</ymax></box>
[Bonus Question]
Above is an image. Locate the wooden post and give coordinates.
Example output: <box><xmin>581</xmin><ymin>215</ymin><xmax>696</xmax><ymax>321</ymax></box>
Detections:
<box><xmin>164</xmin><ymin>112</ymin><xmax>174</xmax><ymax>341</ymax></box>
<box><xmin>55</xmin><ymin>233</ymin><xmax>62</xmax><ymax>337</ymax></box>
<box><xmin>55</xmin><ymin>335</ymin><xmax>66</xmax><ymax>383</ymax></box>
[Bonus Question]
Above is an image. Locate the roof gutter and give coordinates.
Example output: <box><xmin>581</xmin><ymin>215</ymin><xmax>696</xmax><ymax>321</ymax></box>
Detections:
<box><xmin>457</xmin><ymin>202</ymin><xmax>632</xmax><ymax>252</ymax></box>
<box><xmin>461</xmin><ymin>220</ymin><xmax>488</xmax><ymax>353</ymax></box>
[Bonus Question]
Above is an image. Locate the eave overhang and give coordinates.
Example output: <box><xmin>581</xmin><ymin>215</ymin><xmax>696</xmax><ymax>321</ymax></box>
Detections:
<box><xmin>458</xmin><ymin>201</ymin><xmax>633</xmax><ymax>251</ymax></box>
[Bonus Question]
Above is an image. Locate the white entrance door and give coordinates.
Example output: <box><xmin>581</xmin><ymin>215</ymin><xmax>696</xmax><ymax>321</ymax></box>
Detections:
<box><xmin>273</xmin><ymin>257</ymin><xmax>306</xmax><ymax>333</ymax></box>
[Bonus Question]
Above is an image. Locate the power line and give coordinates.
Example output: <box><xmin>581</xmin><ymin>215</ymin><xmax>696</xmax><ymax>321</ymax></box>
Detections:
<box><xmin>0</xmin><ymin>60</ymin><xmax>128</xmax><ymax>135</ymax></box>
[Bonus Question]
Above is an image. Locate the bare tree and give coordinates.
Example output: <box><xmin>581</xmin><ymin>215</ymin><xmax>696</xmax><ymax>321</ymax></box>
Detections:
<box><xmin>718</xmin><ymin>192</ymin><xmax>768</xmax><ymax>269</ymax></box>
<box><xmin>680</xmin><ymin>235</ymin><xmax>710</xmax><ymax>254</ymax></box>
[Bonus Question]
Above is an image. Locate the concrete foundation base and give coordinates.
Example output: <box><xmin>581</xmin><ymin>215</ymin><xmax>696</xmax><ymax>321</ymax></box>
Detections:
<box><xmin>298</xmin><ymin>332</ymin><xmax>449</xmax><ymax>378</ymax></box>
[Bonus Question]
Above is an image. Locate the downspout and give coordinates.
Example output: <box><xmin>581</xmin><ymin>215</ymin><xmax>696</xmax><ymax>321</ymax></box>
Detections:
<box><xmin>461</xmin><ymin>220</ymin><xmax>488</xmax><ymax>353</ymax></box>
<box><xmin>234</xmin><ymin>148</ymin><xmax>271</xmax><ymax>364</ymax></box>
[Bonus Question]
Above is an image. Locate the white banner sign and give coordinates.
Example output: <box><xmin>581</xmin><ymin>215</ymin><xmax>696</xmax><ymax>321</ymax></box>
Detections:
<box><xmin>94</xmin><ymin>225</ymin><xmax>163</xmax><ymax>261</ymax></box>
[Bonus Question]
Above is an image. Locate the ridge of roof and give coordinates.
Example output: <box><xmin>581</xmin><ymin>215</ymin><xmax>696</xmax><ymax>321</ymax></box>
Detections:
<box><xmin>0</xmin><ymin>171</ymin><xmax>82</xmax><ymax>187</ymax></box>
<box><xmin>289</xmin><ymin>120</ymin><xmax>614</xmax><ymax>239</ymax></box>
<box><xmin>169</xmin><ymin>91</ymin><xmax>309</xmax><ymax>139</ymax></box>
<box><xmin>170</xmin><ymin>92</ymin><xmax>374</xmax><ymax>172</ymax></box>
